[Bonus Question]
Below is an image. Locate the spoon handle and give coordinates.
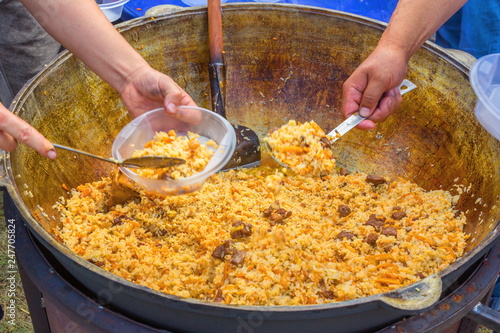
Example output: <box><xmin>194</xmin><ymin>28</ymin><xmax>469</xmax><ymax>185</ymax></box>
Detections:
<box><xmin>52</xmin><ymin>143</ymin><xmax>119</xmax><ymax>166</ymax></box>
<box><xmin>327</xmin><ymin>79</ymin><xmax>417</xmax><ymax>141</ymax></box>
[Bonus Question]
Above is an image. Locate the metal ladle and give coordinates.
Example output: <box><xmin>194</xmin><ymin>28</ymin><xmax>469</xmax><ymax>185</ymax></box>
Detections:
<box><xmin>208</xmin><ymin>0</ymin><xmax>261</xmax><ymax>169</ymax></box>
<box><xmin>52</xmin><ymin>143</ymin><xmax>185</xmax><ymax>169</ymax></box>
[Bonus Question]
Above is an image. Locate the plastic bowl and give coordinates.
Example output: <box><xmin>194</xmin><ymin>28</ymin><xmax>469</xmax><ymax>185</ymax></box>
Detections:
<box><xmin>470</xmin><ymin>53</ymin><xmax>500</xmax><ymax>141</ymax></box>
<box><xmin>112</xmin><ymin>106</ymin><xmax>236</xmax><ymax>195</ymax></box>
<box><xmin>96</xmin><ymin>0</ymin><xmax>130</xmax><ymax>22</ymax></box>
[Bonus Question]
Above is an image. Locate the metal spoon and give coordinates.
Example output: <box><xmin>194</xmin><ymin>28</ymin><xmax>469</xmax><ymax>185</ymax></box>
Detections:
<box><xmin>52</xmin><ymin>143</ymin><xmax>185</xmax><ymax>169</ymax></box>
<box><xmin>265</xmin><ymin>80</ymin><xmax>417</xmax><ymax>169</ymax></box>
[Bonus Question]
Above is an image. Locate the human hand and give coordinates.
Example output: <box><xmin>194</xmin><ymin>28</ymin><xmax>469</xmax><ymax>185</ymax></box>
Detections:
<box><xmin>0</xmin><ymin>102</ymin><xmax>56</xmax><ymax>159</ymax></box>
<box><xmin>118</xmin><ymin>66</ymin><xmax>198</xmax><ymax>119</ymax></box>
<box><xmin>341</xmin><ymin>46</ymin><xmax>408</xmax><ymax>130</ymax></box>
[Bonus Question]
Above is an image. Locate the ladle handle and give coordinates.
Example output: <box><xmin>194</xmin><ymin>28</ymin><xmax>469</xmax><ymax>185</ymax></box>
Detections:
<box><xmin>208</xmin><ymin>0</ymin><xmax>224</xmax><ymax>65</ymax></box>
<box><xmin>208</xmin><ymin>0</ymin><xmax>226</xmax><ymax>117</ymax></box>
<box><xmin>52</xmin><ymin>143</ymin><xmax>118</xmax><ymax>166</ymax></box>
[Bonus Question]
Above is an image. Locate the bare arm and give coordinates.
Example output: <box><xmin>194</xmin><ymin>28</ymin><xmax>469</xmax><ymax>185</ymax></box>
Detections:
<box><xmin>381</xmin><ymin>0</ymin><xmax>467</xmax><ymax>61</ymax></box>
<box><xmin>342</xmin><ymin>0</ymin><xmax>468</xmax><ymax>129</ymax></box>
<box><xmin>19</xmin><ymin>0</ymin><xmax>197</xmax><ymax>115</ymax></box>
<box><xmin>1</xmin><ymin>0</ymin><xmax>196</xmax><ymax>158</ymax></box>
<box><xmin>20</xmin><ymin>0</ymin><xmax>152</xmax><ymax>94</ymax></box>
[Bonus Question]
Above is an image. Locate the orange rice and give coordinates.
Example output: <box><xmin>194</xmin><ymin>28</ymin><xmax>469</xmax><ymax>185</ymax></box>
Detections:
<box><xmin>55</xmin><ymin>167</ymin><xmax>468</xmax><ymax>306</ymax></box>
<box><xmin>130</xmin><ymin>129</ymin><xmax>217</xmax><ymax>180</ymax></box>
<box><xmin>265</xmin><ymin>120</ymin><xmax>336</xmax><ymax>176</ymax></box>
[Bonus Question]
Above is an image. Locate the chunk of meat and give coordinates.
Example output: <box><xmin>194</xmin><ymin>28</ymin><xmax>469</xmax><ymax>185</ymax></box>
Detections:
<box><xmin>391</xmin><ymin>207</ymin><xmax>406</xmax><ymax>220</ymax></box>
<box><xmin>366</xmin><ymin>174</ymin><xmax>386</xmax><ymax>185</ymax></box>
<box><xmin>339</xmin><ymin>167</ymin><xmax>350</xmax><ymax>176</ymax></box>
<box><xmin>320</xmin><ymin>136</ymin><xmax>332</xmax><ymax>149</ymax></box>
<box><xmin>213</xmin><ymin>289</ymin><xmax>224</xmax><ymax>303</ymax></box>
<box><xmin>87</xmin><ymin>259</ymin><xmax>105</xmax><ymax>267</ymax></box>
<box><xmin>317</xmin><ymin>290</ymin><xmax>335</xmax><ymax>299</ymax></box>
<box><xmin>230</xmin><ymin>249</ymin><xmax>246</xmax><ymax>265</ymax></box>
<box><xmin>211</xmin><ymin>241</ymin><xmax>245</xmax><ymax>266</ymax></box>
<box><xmin>317</xmin><ymin>279</ymin><xmax>334</xmax><ymax>299</ymax></box>
<box><xmin>263</xmin><ymin>201</ymin><xmax>292</xmax><ymax>226</ymax></box>
<box><xmin>381</xmin><ymin>226</ymin><xmax>397</xmax><ymax>238</ymax></box>
<box><xmin>230</xmin><ymin>220</ymin><xmax>253</xmax><ymax>239</ymax></box>
<box><xmin>337</xmin><ymin>204</ymin><xmax>351</xmax><ymax>217</ymax></box>
<box><xmin>112</xmin><ymin>215</ymin><xmax>127</xmax><ymax>226</ymax></box>
<box><xmin>154</xmin><ymin>228</ymin><xmax>169</xmax><ymax>237</ymax></box>
<box><xmin>336</xmin><ymin>231</ymin><xmax>355</xmax><ymax>241</ymax></box>
<box><xmin>365</xmin><ymin>214</ymin><xmax>386</xmax><ymax>230</ymax></box>
<box><xmin>263</xmin><ymin>201</ymin><xmax>281</xmax><ymax>217</ymax></box>
<box><xmin>363</xmin><ymin>233</ymin><xmax>379</xmax><ymax>245</ymax></box>
<box><xmin>211</xmin><ymin>240</ymin><xmax>234</xmax><ymax>260</ymax></box>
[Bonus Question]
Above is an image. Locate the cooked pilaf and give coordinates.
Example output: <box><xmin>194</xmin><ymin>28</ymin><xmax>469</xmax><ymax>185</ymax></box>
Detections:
<box><xmin>131</xmin><ymin>129</ymin><xmax>216</xmax><ymax>180</ymax></box>
<box><xmin>265</xmin><ymin>120</ymin><xmax>337</xmax><ymax>177</ymax></box>
<box><xmin>55</xmin><ymin>167</ymin><xmax>468</xmax><ymax>306</ymax></box>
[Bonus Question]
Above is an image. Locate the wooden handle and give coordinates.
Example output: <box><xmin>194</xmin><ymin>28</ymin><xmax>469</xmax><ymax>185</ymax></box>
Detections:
<box><xmin>208</xmin><ymin>0</ymin><xmax>224</xmax><ymax>64</ymax></box>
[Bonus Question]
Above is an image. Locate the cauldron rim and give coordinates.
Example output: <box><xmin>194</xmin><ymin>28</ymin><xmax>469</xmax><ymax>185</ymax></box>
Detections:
<box><xmin>2</xmin><ymin>4</ymin><xmax>499</xmax><ymax>332</ymax></box>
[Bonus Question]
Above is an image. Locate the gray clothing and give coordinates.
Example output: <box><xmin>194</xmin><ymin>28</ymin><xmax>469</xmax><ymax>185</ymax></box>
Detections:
<box><xmin>0</xmin><ymin>0</ymin><xmax>60</xmax><ymax>106</ymax></box>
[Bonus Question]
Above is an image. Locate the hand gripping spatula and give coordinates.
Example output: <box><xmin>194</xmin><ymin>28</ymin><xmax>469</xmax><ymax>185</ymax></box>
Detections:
<box><xmin>329</xmin><ymin>79</ymin><xmax>417</xmax><ymax>143</ymax></box>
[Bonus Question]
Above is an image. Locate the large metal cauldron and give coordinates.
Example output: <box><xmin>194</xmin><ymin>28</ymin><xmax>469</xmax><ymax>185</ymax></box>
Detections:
<box><xmin>1</xmin><ymin>4</ymin><xmax>499</xmax><ymax>333</ymax></box>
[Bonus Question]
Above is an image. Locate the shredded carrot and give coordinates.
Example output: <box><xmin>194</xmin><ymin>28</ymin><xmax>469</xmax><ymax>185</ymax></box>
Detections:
<box><xmin>222</xmin><ymin>261</ymin><xmax>232</xmax><ymax>281</ymax></box>
<box><xmin>160</xmin><ymin>136</ymin><xmax>174</xmax><ymax>144</ymax></box>
<box><xmin>76</xmin><ymin>185</ymin><xmax>91</xmax><ymax>197</ymax></box>
<box><xmin>375</xmin><ymin>277</ymin><xmax>400</xmax><ymax>285</ymax></box>
<box><xmin>384</xmin><ymin>272</ymin><xmax>400</xmax><ymax>280</ymax></box>
<box><xmin>413</xmin><ymin>234</ymin><xmax>435</xmax><ymax>246</ymax></box>
<box><xmin>442</xmin><ymin>246</ymin><xmax>457</xmax><ymax>260</ymax></box>
<box><xmin>279</xmin><ymin>271</ymin><xmax>290</xmax><ymax>287</ymax></box>
<box><xmin>366</xmin><ymin>253</ymin><xmax>393</xmax><ymax>262</ymax></box>
<box><xmin>280</xmin><ymin>146</ymin><xmax>307</xmax><ymax>153</ymax></box>
<box><xmin>371</xmin><ymin>262</ymin><xmax>397</xmax><ymax>271</ymax></box>
<box><xmin>73</xmin><ymin>246</ymin><xmax>85</xmax><ymax>255</ymax></box>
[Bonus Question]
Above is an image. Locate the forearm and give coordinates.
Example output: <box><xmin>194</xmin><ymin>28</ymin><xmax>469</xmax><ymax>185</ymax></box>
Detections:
<box><xmin>379</xmin><ymin>0</ymin><xmax>468</xmax><ymax>62</ymax></box>
<box><xmin>19</xmin><ymin>0</ymin><xmax>150</xmax><ymax>93</ymax></box>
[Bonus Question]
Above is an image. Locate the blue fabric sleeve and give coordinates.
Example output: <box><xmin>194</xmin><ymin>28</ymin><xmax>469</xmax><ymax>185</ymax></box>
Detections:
<box><xmin>436</xmin><ymin>0</ymin><xmax>500</xmax><ymax>58</ymax></box>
